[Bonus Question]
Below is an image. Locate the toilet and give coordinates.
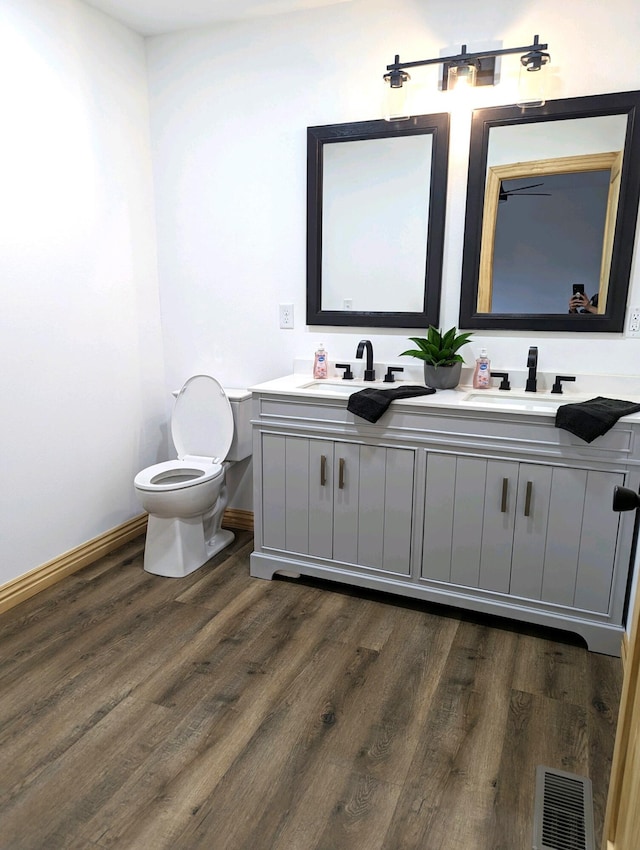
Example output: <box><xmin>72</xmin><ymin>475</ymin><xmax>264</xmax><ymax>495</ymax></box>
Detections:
<box><xmin>134</xmin><ymin>375</ymin><xmax>252</xmax><ymax>578</ymax></box>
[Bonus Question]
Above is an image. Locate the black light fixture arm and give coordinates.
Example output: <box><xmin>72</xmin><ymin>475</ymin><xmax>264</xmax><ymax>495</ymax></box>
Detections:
<box><xmin>385</xmin><ymin>34</ymin><xmax>548</xmax><ymax>75</ymax></box>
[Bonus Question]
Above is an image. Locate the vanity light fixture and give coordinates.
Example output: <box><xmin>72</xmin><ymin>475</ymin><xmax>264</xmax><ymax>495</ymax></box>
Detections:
<box><xmin>382</xmin><ymin>34</ymin><xmax>550</xmax><ymax>119</ymax></box>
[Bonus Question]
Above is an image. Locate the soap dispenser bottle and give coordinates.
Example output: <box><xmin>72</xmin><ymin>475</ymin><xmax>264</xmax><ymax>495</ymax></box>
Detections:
<box><xmin>473</xmin><ymin>348</ymin><xmax>491</xmax><ymax>389</ymax></box>
<box><xmin>313</xmin><ymin>343</ymin><xmax>328</xmax><ymax>379</ymax></box>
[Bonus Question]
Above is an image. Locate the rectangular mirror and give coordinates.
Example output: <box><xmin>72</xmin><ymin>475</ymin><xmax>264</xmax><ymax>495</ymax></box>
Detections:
<box><xmin>307</xmin><ymin>114</ymin><xmax>450</xmax><ymax>328</ymax></box>
<box><xmin>459</xmin><ymin>91</ymin><xmax>640</xmax><ymax>332</ymax></box>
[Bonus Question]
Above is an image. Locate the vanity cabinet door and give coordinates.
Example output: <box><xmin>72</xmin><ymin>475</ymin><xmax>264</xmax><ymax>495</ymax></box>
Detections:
<box><xmin>261</xmin><ymin>434</ymin><xmax>414</xmax><ymax>574</ymax></box>
<box><xmin>508</xmin><ymin>463</ymin><xmax>553</xmax><ymax>600</ymax></box>
<box><xmin>422</xmin><ymin>453</ymin><xmax>517</xmax><ymax>591</ymax></box>
<box><xmin>532</xmin><ymin>467</ymin><xmax>623</xmax><ymax>613</ymax></box>
<box><xmin>510</xmin><ymin>465</ymin><xmax>623</xmax><ymax>612</ymax></box>
<box><xmin>332</xmin><ymin>442</ymin><xmax>360</xmax><ymax>564</ymax></box>
<box><xmin>260</xmin><ymin>434</ymin><xmax>333</xmax><ymax>558</ymax></box>
<box><xmin>331</xmin><ymin>442</ymin><xmax>414</xmax><ymax>574</ymax></box>
<box><xmin>308</xmin><ymin>440</ymin><xmax>335</xmax><ymax>559</ymax></box>
<box><xmin>421</xmin><ymin>453</ymin><xmax>623</xmax><ymax>614</ymax></box>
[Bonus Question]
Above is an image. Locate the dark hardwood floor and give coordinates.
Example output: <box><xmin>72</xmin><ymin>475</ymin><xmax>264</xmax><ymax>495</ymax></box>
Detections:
<box><xmin>0</xmin><ymin>532</ymin><xmax>622</xmax><ymax>849</ymax></box>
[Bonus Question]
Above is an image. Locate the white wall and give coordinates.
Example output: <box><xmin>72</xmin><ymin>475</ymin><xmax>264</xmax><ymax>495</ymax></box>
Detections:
<box><xmin>146</xmin><ymin>0</ymin><xmax>640</xmax><ymax>395</ymax></box>
<box><xmin>0</xmin><ymin>0</ymin><xmax>167</xmax><ymax>585</ymax></box>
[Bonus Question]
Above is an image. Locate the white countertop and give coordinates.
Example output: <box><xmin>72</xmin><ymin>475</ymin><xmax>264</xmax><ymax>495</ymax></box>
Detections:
<box><xmin>249</xmin><ymin>373</ymin><xmax>640</xmax><ymax>420</ymax></box>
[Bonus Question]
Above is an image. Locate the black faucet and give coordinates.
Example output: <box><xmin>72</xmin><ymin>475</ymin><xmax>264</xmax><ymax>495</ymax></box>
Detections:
<box><xmin>525</xmin><ymin>346</ymin><xmax>538</xmax><ymax>392</ymax></box>
<box><xmin>356</xmin><ymin>339</ymin><xmax>375</xmax><ymax>381</ymax></box>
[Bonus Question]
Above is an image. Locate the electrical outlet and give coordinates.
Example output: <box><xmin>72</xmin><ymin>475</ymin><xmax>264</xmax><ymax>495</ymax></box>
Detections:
<box><xmin>629</xmin><ymin>306</ymin><xmax>640</xmax><ymax>337</ymax></box>
<box><xmin>279</xmin><ymin>303</ymin><xmax>294</xmax><ymax>329</ymax></box>
<box><xmin>343</xmin><ymin>298</ymin><xmax>353</xmax><ymax>310</ymax></box>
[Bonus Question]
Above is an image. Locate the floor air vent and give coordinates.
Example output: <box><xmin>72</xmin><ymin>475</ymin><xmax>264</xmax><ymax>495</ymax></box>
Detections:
<box><xmin>532</xmin><ymin>766</ymin><xmax>595</xmax><ymax>850</ymax></box>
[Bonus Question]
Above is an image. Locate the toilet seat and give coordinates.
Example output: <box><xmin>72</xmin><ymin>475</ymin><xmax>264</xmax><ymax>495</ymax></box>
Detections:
<box><xmin>134</xmin><ymin>459</ymin><xmax>224</xmax><ymax>492</ymax></box>
<box><xmin>134</xmin><ymin>375</ymin><xmax>233</xmax><ymax>494</ymax></box>
<box><xmin>172</xmin><ymin>374</ymin><xmax>233</xmax><ymax>462</ymax></box>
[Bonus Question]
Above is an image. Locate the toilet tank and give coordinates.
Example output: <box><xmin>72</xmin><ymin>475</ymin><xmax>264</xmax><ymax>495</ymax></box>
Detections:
<box><xmin>224</xmin><ymin>388</ymin><xmax>252</xmax><ymax>461</ymax></box>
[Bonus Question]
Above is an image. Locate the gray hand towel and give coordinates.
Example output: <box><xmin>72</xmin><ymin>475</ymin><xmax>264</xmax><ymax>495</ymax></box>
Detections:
<box><xmin>555</xmin><ymin>396</ymin><xmax>640</xmax><ymax>443</ymax></box>
<box><xmin>347</xmin><ymin>385</ymin><xmax>436</xmax><ymax>423</ymax></box>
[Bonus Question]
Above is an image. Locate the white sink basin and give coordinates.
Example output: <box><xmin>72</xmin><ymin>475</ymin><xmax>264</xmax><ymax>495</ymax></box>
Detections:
<box><xmin>300</xmin><ymin>381</ymin><xmax>361</xmax><ymax>395</ymax></box>
<box><xmin>462</xmin><ymin>391</ymin><xmax>565</xmax><ymax>412</ymax></box>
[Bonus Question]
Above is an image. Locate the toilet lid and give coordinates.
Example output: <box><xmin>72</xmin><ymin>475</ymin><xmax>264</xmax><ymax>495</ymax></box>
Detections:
<box><xmin>172</xmin><ymin>375</ymin><xmax>234</xmax><ymax>461</ymax></box>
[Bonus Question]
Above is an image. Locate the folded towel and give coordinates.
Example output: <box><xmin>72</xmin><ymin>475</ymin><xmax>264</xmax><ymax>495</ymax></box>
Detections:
<box><xmin>347</xmin><ymin>385</ymin><xmax>436</xmax><ymax>423</ymax></box>
<box><xmin>555</xmin><ymin>396</ymin><xmax>640</xmax><ymax>443</ymax></box>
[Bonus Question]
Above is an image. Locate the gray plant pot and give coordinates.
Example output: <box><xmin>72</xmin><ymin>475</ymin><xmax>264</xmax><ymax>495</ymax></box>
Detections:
<box><xmin>423</xmin><ymin>361</ymin><xmax>462</xmax><ymax>390</ymax></box>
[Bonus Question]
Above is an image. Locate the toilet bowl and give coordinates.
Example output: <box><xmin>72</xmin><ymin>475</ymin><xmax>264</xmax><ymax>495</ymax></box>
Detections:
<box><xmin>134</xmin><ymin>375</ymin><xmax>248</xmax><ymax>578</ymax></box>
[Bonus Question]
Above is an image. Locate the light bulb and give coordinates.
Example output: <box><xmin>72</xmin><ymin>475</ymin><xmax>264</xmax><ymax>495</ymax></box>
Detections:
<box><xmin>447</xmin><ymin>62</ymin><xmax>478</xmax><ymax>91</ymax></box>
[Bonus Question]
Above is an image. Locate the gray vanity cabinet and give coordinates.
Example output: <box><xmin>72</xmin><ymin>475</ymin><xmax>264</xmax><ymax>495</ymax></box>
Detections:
<box><xmin>422</xmin><ymin>454</ymin><xmax>623</xmax><ymax>613</ymax></box>
<box><xmin>259</xmin><ymin>432</ymin><xmax>414</xmax><ymax>574</ymax></box>
<box><xmin>251</xmin><ymin>389</ymin><xmax>639</xmax><ymax>655</ymax></box>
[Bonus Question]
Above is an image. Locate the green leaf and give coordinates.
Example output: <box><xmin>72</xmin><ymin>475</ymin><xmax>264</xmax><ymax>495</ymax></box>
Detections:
<box><xmin>441</xmin><ymin>327</ymin><xmax>456</xmax><ymax>349</ymax></box>
<box><xmin>427</xmin><ymin>326</ymin><xmax>442</xmax><ymax>347</ymax></box>
<box><xmin>398</xmin><ymin>348</ymin><xmax>428</xmax><ymax>360</ymax></box>
<box><xmin>450</xmin><ymin>332</ymin><xmax>474</xmax><ymax>352</ymax></box>
<box><xmin>407</xmin><ymin>337</ymin><xmax>430</xmax><ymax>352</ymax></box>
<box><xmin>399</xmin><ymin>325</ymin><xmax>473</xmax><ymax>366</ymax></box>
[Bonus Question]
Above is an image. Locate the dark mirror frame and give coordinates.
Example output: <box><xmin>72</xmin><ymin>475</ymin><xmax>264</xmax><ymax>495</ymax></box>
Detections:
<box><xmin>306</xmin><ymin>113</ymin><xmax>450</xmax><ymax>328</ymax></box>
<box><xmin>459</xmin><ymin>90</ymin><xmax>640</xmax><ymax>332</ymax></box>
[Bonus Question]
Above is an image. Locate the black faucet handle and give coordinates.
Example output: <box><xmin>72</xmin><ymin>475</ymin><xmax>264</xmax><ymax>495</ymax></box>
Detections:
<box><xmin>490</xmin><ymin>371</ymin><xmax>511</xmax><ymax>391</ymax></box>
<box><xmin>383</xmin><ymin>366</ymin><xmax>404</xmax><ymax>383</ymax></box>
<box><xmin>551</xmin><ymin>375</ymin><xmax>576</xmax><ymax>394</ymax></box>
<box><xmin>335</xmin><ymin>363</ymin><xmax>354</xmax><ymax>380</ymax></box>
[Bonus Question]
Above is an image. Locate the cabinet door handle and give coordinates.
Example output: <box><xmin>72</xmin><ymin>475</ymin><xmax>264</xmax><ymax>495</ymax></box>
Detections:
<box><xmin>524</xmin><ymin>480</ymin><xmax>533</xmax><ymax>517</ymax></box>
<box><xmin>501</xmin><ymin>478</ymin><xmax>509</xmax><ymax>513</ymax></box>
<box><xmin>338</xmin><ymin>457</ymin><xmax>345</xmax><ymax>490</ymax></box>
<box><xmin>320</xmin><ymin>454</ymin><xmax>327</xmax><ymax>486</ymax></box>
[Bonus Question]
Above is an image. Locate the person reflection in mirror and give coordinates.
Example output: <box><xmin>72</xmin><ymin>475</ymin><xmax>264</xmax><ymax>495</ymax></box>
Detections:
<box><xmin>569</xmin><ymin>291</ymin><xmax>599</xmax><ymax>314</ymax></box>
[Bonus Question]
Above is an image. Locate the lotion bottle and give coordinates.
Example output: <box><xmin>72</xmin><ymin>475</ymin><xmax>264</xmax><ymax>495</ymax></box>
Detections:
<box><xmin>472</xmin><ymin>348</ymin><xmax>491</xmax><ymax>389</ymax></box>
<box><xmin>313</xmin><ymin>343</ymin><xmax>328</xmax><ymax>379</ymax></box>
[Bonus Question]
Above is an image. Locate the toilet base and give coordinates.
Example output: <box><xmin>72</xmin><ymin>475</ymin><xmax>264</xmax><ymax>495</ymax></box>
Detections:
<box><xmin>143</xmin><ymin>514</ymin><xmax>234</xmax><ymax>578</ymax></box>
<box><xmin>205</xmin><ymin>528</ymin><xmax>235</xmax><ymax>559</ymax></box>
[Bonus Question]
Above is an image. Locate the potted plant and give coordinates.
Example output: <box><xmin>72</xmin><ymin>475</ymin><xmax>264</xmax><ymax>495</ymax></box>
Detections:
<box><xmin>400</xmin><ymin>326</ymin><xmax>473</xmax><ymax>389</ymax></box>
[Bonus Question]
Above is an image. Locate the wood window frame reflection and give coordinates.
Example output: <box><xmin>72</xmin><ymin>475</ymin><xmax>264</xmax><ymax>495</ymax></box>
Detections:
<box><xmin>477</xmin><ymin>152</ymin><xmax>623</xmax><ymax>315</ymax></box>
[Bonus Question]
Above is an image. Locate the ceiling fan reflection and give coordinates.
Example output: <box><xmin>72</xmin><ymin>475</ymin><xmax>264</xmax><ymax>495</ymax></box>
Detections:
<box><xmin>498</xmin><ymin>181</ymin><xmax>552</xmax><ymax>202</ymax></box>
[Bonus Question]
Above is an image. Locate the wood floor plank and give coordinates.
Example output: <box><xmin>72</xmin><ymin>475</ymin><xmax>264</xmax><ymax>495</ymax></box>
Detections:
<box><xmin>170</xmin><ymin>630</ymin><xmax>383</xmax><ymax>847</ymax></box>
<box><xmin>0</xmin><ymin>539</ymin><xmax>150</xmax><ymax>681</ymax></box>
<box><xmin>0</xmin><ymin>538</ymin><xmax>254</xmax><ymax>718</ymax></box>
<box><xmin>234</xmin><ymin>607</ymin><xmax>460</xmax><ymax>850</ymax></box>
<box><xmin>182</xmin><ymin>604</ymin><xmax>429</xmax><ymax>849</ymax></box>
<box><xmin>379</xmin><ymin>620</ymin><xmax>519</xmax><ymax>850</ymax></box>
<box><xmin>0</xmin><ymin>695</ymin><xmax>176</xmax><ymax>850</ymax></box>
<box><xmin>79</xmin><ymin>591</ymin><xmax>358</xmax><ymax>848</ymax></box>
<box><xmin>173</xmin><ymin>537</ymin><xmax>258</xmax><ymax>610</ymax></box>
<box><xmin>130</xmin><ymin>579</ymin><xmax>295</xmax><ymax>709</ymax></box>
<box><xmin>312</xmin><ymin>770</ymin><xmax>403</xmax><ymax>850</ymax></box>
<box><xmin>511</xmin><ymin>631</ymin><xmax>589</xmax><ymax>704</ymax></box>
<box><xmin>0</xmin><ymin>534</ymin><xmax>623</xmax><ymax>850</ymax></box>
<box><xmin>0</xmin><ymin>597</ymin><xmax>216</xmax><ymax>798</ymax></box>
<box><xmin>322</xmin><ymin>608</ymin><xmax>461</xmax><ymax>783</ymax></box>
<box><xmin>487</xmin><ymin>689</ymin><xmax>589</xmax><ymax>850</ymax></box>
